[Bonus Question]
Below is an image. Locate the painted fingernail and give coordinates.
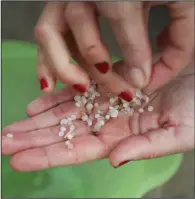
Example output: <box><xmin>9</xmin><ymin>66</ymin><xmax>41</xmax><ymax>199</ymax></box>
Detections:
<box><xmin>73</xmin><ymin>84</ymin><xmax>86</xmax><ymax>93</ymax></box>
<box><xmin>119</xmin><ymin>91</ymin><xmax>133</xmax><ymax>102</ymax></box>
<box><xmin>116</xmin><ymin>160</ymin><xmax>131</xmax><ymax>168</ymax></box>
<box><xmin>40</xmin><ymin>78</ymin><xmax>48</xmax><ymax>90</ymax></box>
<box><xmin>94</xmin><ymin>62</ymin><xmax>109</xmax><ymax>73</ymax></box>
<box><xmin>92</xmin><ymin>132</ymin><xmax>98</xmax><ymax>136</ymax></box>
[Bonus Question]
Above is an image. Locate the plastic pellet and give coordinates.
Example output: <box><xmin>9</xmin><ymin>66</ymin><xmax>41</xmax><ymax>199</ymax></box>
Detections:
<box><xmin>86</xmin><ymin>103</ymin><xmax>93</xmax><ymax>110</ymax></box>
<box><xmin>94</xmin><ymin>103</ymin><xmax>99</xmax><ymax>107</ymax></box>
<box><xmin>6</xmin><ymin>133</ymin><xmax>13</xmax><ymax>138</ymax></box>
<box><xmin>60</xmin><ymin>119</ymin><xmax>67</xmax><ymax>125</ymax></box>
<box><xmin>87</xmin><ymin>119</ymin><xmax>93</xmax><ymax>126</ymax></box>
<box><xmin>59</xmin><ymin>131</ymin><xmax>65</xmax><ymax>137</ymax></box>
<box><xmin>65</xmin><ymin>140</ymin><xmax>74</xmax><ymax>149</ymax></box>
<box><xmin>74</xmin><ymin>95</ymin><xmax>81</xmax><ymax>101</ymax></box>
<box><xmin>147</xmin><ymin>106</ymin><xmax>154</xmax><ymax>112</ymax></box>
<box><xmin>70</xmin><ymin>115</ymin><xmax>77</xmax><ymax>120</ymax></box>
<box><xmin>75</xmin><ymin>102</ymin><xmax>81</xmax><ymax>107</ymax></box>
<box><xmin>70</xmin><ymin>125</ymin><xmax>75</xmax><ymax>131</ymax></box>
<box><xmin>95</xmin><ymin>114</ymin><xmax>100</xmax><ymax>119</ymax></box>
<box><xmin>105</xmin><ymin>115</ymin><xmax>110</xmax><ymax>120</ymax></box>
<box><xmin>81</xmin><ymin>114</ymin><xmax>88</xmax><ymax>121</ymax></box>
<box><xmin>60</xmin><ymin>126</ymin><xmax>66</xmax><ymax>132</ymax></box>
<box><xmin>138</xmin><ymin>108</ymin><xmax>144</xmax><ymax>113</ymax></box>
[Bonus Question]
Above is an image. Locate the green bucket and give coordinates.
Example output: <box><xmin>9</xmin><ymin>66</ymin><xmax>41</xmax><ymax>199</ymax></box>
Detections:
<box><xmin>2</xmin><ymin>41</ymin><xmax>183</xmax><ymax>198</ymax></box>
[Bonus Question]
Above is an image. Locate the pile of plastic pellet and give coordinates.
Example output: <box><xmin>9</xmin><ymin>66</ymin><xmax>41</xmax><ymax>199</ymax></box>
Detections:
<box><xmin>59</xmin><ymin>80</ymin><xmax>153</xmax><ymax>149</ymax></box>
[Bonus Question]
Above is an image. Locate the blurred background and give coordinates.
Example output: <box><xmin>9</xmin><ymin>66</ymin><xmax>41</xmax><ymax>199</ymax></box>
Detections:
<box><xmin>2</xmin><ymin>2</ymin><xmax>194</xmax><ymax>198</ymax></box>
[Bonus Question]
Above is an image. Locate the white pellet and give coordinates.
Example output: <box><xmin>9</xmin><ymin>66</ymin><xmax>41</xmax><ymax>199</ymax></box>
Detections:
<box><xmin>60</xmin><ymin>126</ymin><xmax>66</xmax><ymax>132</ymax></box>
<box><xmin>138</xmin><ymin>108</ymin><xmax>144</xmax><ymax>113</ymax></box>
<box><xmin>60</xmin><ymin>119</ymin><xmax>67</xmax><ymax>125</ymax></box>
<box><xmin>86</xmin><ymin>103</ymin><xmax>93</xmax><ymax>110</ymax></box>
<box><xmin>74</xmin><ymin>95</ymin><xmax>81</xmax><ymax>101</ymax></box>
<box><xmin>92</xmin><ymin>122</ymin><xmax>102</xmax><ymax>132</ymax></box>
<box><xmin>110</xmin><ymin>109</ymin><xmax>119</xmax><ymax>118</ymax></box>
<box><xmin>84</xmin><ymin>92</ymin><xmax>89</xmax><ymax>97</ymax></box>
<box><xmin>95</xmin><ymin>114</ymin><xmax>100</xmax><ymax>119</ymax></box>
<box><xmin>65</xmin><ymin>140</ymin><xmax>74</xmax><ymax>149</ymax></box>
<box><xmin>143</xmin><ymin>95</ymin><xmax>149</xmax><ymax>103</ymax></box>
<box><xmin>95</xmin><ymin>92</ymin><xmax>100</xmax><ymax>97</ymax></box>
<box><xmin>87</xmin><ymin>119</ymin><xmax>93</xmax><ymax>126</ymax></box>
<box><xmin>70</xmin><ymin>125</ymin><xmax>75</xmax><ymax>131</ymax></box>
<box><xmin>105</xmin><ymin>115</ymin><xmax>110</xmax><ymax>120</ymax></box>
<box><xmin>99</xmin><ymin>120</ymin><xmax>105</xmax><ymax>126</ymax></box>
<box><xmin>67</xmin><ymin>120</ymin><xmax>72</xmax><ymax>125</ymax></box>
<box><xmin>70</xmin><ymin>115</ymin><xmax>77</xmax><ymax>120</ymax></box>
<box><xmin>123</xmin><ymin>102</ymin><xmax>129</xmax><ymax>108</ymax></box>
<box><xmin>59</xmin><ymin>131</ymin><xmax>65</xmax><ymax>137</ymax></box>
<box><xmin>75</xmin><ymin>102</ymin><xmax>81</xmax><ymax>107</ymax></box>
<box><xmin>135</xmin><ymin>99</ymin><xmax>141</xmax><ymax>106</ymax></box>
<box><xmin>67</xmin><ymin>132</ymin><xmax>74</xmax><ymax>140</ymax></box>
<box><xmin>147</xmin><ymin>106</ymin><xmax>154</xmax><ymax>112</ymax></box>
<box><xmin>114</xmin><ymin>105</ymin><xmax>120</xmax><ymax>109</ymax></box>
<box><xmin>6</xmin><ymin>133</ymin><xmax>13</xmax><ymax>138</ymax></box>
<box><xmin>109</xmin><ymin>98</ymin><xmax>116</xmax><ymax>104</ymax></box>
<box><xmin>81</xmin><ymin>114</ymin><xmax>88</xmax><ymax>121</ymax></box>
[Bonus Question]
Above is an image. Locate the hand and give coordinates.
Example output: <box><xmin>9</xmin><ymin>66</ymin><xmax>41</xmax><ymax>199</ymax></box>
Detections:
<box><xmin>35</xmin><ymin>2</ymin><xmax>194</xmax><ymax>98</ymax></box>
<box><xmin>2</xmin><ymin>68</ymin><xmax>194</xmax><ymax>172</ymax></box>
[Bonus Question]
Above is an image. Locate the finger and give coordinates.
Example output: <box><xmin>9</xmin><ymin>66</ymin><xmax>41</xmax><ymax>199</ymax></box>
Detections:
<box><xmin>110</xmin><ymin>125</ymin><xmax>194</xmax><ymax>168</ymax></box>
<box><xmin>2</xmin><ymin>121</ymin><xmax>90</xmax><ymax>155</ymax></box>
<box><xmin>35</xmin><ymin>2</ymin><xmax>90</xmax><ymax>92</ymax></box>
<box><xmin>66</xmin><ymin>2</ymin><xmax>112</xmax><ymax>74</ymax></box>
<box><xmin>37</xmin><ymin>48</ymin><xmax>56</xmax><ymax>93</ymax></box>
<box><xmin>66</xmin><ymin>31</ymin><xmax>135</xmax><ymax>102</ymax></box>
<box><xmin>65</xmin><ymin>5</ymin><xmax>135</xmax><ymax>102</ymax></box>
<box><xmin>10</xmin><ymin>135</ymin><xmax>106</xmax><ymax>172</ymax></box>
<box><xmin>26</xmin><ymin>87</ymin><xmax>76</xmax><ymax>117</ymax></box>
<box><xmin>96</xmin><ymin>2</ymin><xmax>152</xmax><ymax>89</ymax></box>
<box><xmin>3</xmin><ymin>101</ymin><xmax>84</xmax><ymax>133</ymax></box>
<box><xmin>146</xmin><ymin>2</ymin><xmax>195</xmax><ymax>92</ymax></box>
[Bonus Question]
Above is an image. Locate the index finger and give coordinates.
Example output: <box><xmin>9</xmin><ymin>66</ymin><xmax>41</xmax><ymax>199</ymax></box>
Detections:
<box><xmin>35</xmin><ymin>2</ymin><xmax>90</xmax><ymax>92</ymax></box>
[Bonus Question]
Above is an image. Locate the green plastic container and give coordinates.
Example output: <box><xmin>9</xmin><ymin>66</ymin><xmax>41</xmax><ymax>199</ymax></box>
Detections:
<box><xmin>2</xmin><ymin>41</ymin><xmax>183</xmax><ymax>198</ymax></box>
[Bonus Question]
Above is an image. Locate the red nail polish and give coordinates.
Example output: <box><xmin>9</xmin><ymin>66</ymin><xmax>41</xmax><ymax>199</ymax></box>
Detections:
<box><xmin>95</xmin><ymin>62</ymin><xmax>109</xmax><ymax>73</ymax></box>
<box><xmin>73</xmin><ymin>84</ymin><xmax>86</xmax><ymax>93</ymax></box>
<box><xmin>117</xmin><ymin>160</ymin><xmax>130</xmax><ymax>168</ymax></box>
<box><xmin>119</xmin><ymin>91</ymin><xmax>133</xmax><ymax>102</ymax></box>
<box><xmin>40</xmin><ymin>78</ymin><xmax>48</xmax><ymax>90</ymax></box>
<box><xmin>92</xmin><ymin>132</ymin><xmax>98</xmax><ymax>136</ymax></box>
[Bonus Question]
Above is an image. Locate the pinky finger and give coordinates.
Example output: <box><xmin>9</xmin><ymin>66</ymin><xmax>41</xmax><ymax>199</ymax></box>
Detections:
<box><xmin>37</xmin><ymin>48</ymin><xmax>56</xmax><ymax>93</ymax></box>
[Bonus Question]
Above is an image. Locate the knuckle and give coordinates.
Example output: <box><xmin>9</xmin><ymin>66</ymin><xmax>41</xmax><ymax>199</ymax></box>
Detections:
<box><xmin>81</xmin><ymin>44</ymin><xmax>99</xmax><ymax>59</ymax></box>
<box><xmin>34</xmin><ymin>24</ymin><xmax>50</xmax><ymax>44</ymax></box>
<box><xmin>65</xmin><ymin>5</ymin><xmax>86</xmax><ymax>23</ymax></box>
<box><xmin>52</xmin><ymin>104</ymin><xmax>67</xmax><ymax>120</ymax></box>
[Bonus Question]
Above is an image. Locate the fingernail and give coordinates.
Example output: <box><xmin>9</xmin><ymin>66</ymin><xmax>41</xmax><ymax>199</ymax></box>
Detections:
<box><xmin>94</xmin><ymin>62</ymin><xmax>109</xmax><ymax>74</ymax></box>
<box><xmin>40</xmin><ymin>78</ymin><xmax>48</xmax><ymax>90</ymax></box>
<box><xmin>116</xmin><ymin>160</ymin><xmax>131</xmax><ymax>168</ymax></box>
<box><xmin>129</xmin><ymin>67</ymin><xmax>146</xmax><ymax>88</ymax></box>
<box><xmin>73</xmin><ymin>84</ymin><xmax>86</xmax><ymax>93</ymax></box>
<box><xmin>92</xmin><ymin>132</ymin><xmax>98</xmax><ymax>136</ymax></box>
<box><xmin>119</xmin><ymin>91</ymin><xmax>133</xmax><ymax>102</ymax></box>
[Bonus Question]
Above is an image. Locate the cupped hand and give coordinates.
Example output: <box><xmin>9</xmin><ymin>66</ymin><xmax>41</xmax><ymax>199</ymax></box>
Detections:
<box><xmin>35</xmin><ymin>2</ymin><xmax>194</xmax><ymax>99</ymax></box>
<box><xmin>2</xmin><ymin>69</ymin><xmax>194</xmax><ymax>172</ymax></box>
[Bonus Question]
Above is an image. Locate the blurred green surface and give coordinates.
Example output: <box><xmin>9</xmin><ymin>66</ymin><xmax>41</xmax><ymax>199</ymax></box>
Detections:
<box><xmin>2</xmin><ymin>41</ymin><xmax>183</xmax><ymax>198</ymax></box>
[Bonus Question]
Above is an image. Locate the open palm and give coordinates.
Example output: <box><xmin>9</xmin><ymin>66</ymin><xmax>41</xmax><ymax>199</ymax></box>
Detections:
<box><xmin>2</xmin><ymin>72</ymin><xmax>194</xmax><ymax>172</ymax></box>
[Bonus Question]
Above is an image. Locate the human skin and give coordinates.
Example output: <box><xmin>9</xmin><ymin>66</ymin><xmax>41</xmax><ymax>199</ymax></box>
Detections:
<box><xmin>2</xmin><ymin>62</ymin><xmax>194</xmax><ymax>171</ymax></box>
<box><xmin>35</xmin><ymin>2</ymin><xmax>194</xmax><ymax>101</ymax></box>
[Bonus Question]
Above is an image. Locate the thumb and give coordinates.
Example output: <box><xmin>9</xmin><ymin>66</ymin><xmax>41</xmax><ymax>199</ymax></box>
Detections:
<box><xmin>113</xmin><ymin>54</ymin><xmax>160</xmax><ymax>92</ymax></box>
<box><xmin>109</xmin><ymin>125</ymin><xmax>192</xmax><ymax>168</ymax></box>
